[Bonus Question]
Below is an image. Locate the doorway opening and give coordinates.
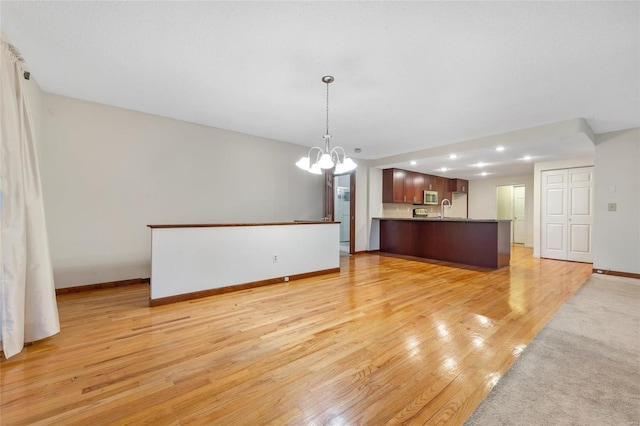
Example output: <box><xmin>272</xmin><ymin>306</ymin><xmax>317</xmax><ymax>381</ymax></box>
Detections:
<box><xmin>496</xmin><ymin>184</ymin><xmax>526</xmax><ymax>244</ymax></box>
<box><xmin>333</xmin><ymin>172</ymin><xmax>355</xmax><ymax>254</ymax></box>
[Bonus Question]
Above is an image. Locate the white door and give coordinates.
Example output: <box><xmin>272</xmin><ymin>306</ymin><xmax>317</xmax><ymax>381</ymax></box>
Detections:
<box><xmin>567</xmin><ymin>168</ymin><xmax>593</xmax><ymax>262</ymax></box>
<box><xmin>513</xmin><ymin>186</ymin><xmax>526</xmax><ymax>244</ymax></box>
<box><xmin>541</xmin><ymin>167</ymin><xmax>593</xmax><ymax>262</ymax></box>
<box><xmin>541</xmin><ymin>170</ymin><xmax>568</xmax><ymax>259</ymax></box>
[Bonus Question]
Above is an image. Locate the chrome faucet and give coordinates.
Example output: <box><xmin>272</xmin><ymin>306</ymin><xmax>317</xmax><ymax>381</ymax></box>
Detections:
<box><xmin>441</xmin><ymin>198</ymin><xmax>451</xmax><ymax>218</ymax></box>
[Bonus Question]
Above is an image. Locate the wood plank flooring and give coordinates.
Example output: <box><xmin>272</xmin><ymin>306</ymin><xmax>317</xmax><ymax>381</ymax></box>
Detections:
<box><xmin>0</xmin><ymin>246</ymin><xmax>593</xmax><ymax>425</ymax></box>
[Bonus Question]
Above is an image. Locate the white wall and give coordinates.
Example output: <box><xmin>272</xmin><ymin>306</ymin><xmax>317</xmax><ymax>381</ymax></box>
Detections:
<box><xmin>468</xmin><ymin>174</ymin><xmax>535</xmax><ymax>247</ymax></box>
<box><xmin>367</xmin><ymin>167</ymin><xmax>383</xmax><ymax>251</ymax></box>
<box><xmin>355</xmin><ymin>164</ymin><xmax>370</xmax><ymax>252</ymax></box>
<box><xmin>151</xmin><ymin>224</ymin><xmax>339</xmax><ymax>300</ymax></box>
<box><xmin>449</xmin><ymin>193</ymin><xmax>467</xmax><ymax>218</ymax></box>
<box><xmin>593</xmin><ymin>128</ymin><xmax>640</xmax><ymax>274</ymax></box>
<box><xmin>533</xmin><ymin>157</ymin><xmax>594</xmax><ymax>257</ymax></box>
<box><xmin>496</xmin><ymin>186</ymin><xmax>514</xmax><ymax>220</ymax></box>
<box><xmin>40</xmin><ymin>94</ymin><xmax>324</xmax><ymax>288</ymax></box>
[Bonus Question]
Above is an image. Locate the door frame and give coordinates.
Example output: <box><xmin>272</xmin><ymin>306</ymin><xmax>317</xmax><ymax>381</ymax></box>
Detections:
<box><xmin>328</xmin><ymin>170</ymin><xmax>356</xmax><ymax>254</ymax></box>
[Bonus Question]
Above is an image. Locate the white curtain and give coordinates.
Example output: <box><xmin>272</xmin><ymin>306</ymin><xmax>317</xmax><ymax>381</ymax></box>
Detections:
<box><xmin>0</xmin><ymin>38</ymin><xmax>60</xmax><ymax>358</ymax></box>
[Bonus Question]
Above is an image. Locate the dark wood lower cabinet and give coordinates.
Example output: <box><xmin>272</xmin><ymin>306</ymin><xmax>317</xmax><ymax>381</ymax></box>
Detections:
<box><xmin>379</xmin><ymin>219</ymin><xmax>511</xmax><ymax>269</ymax></box>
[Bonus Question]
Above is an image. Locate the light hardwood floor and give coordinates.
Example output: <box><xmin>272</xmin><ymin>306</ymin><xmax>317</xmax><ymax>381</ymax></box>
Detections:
<box><xmin>0</xmin><ymin>246</ymin><xmax>593</xmax><ymax>425</ymax></box>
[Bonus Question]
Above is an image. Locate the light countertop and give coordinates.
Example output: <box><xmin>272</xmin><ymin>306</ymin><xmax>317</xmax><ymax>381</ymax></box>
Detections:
<box><xmin>372</xmin><ymin>217</ymin><xmax>511</xmax><ymax>223</ymax></box>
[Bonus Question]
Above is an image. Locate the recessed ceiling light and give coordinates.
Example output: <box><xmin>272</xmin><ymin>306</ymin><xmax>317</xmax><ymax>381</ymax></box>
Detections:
<box><xmin>440</xmin><ymin>167</ymin><xmax>448</xmax><ymax>172</ymax></box>
<box><xmin>449</xmin><ymin>154</ymin><xmax>457</xmax><ymax>159</ymax></box>
<box><xmin>523</xmin><ymin>155</ymin><xmax>532</xmax><ymax>161</ymax></box>
<box><xmin>481</xmin><ymin>172</ymin><xmax>488</xmax><ymax>176</ymax></box>
<box><xmin>475</xmin><ymin>162</ymin><xmax>486</xmax><ymax>168</ymax></box>
<box><xmin>410</xmin><ymin>160</ymin><xmax>417</xmax><ymax>166</ymax></box>
<box><xmin>496</xmin><ymin>146</ymin><xmax>505</xmax><ymax>152</ymax></box>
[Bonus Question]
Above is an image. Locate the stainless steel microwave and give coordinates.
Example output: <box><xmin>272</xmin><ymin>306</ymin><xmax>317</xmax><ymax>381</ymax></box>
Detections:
<box><xmin>424</xmin><ymin>190</ymin><xmax>438</xmax><ymax>205</ymax></box>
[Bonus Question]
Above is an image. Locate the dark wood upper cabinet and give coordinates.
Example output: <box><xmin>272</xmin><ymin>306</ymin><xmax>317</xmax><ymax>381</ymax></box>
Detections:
<box><xmin>383</xmin><ymin>169</ymin><xmax>468</xmax><ymax>205</ymax></box>
<box><xmin>450</xmin><ymin>178</ymin><xmax>469</xmax><ymax>193</ymax></box>
<box><xmin>383</xmin><ymin>168</ymin><xmax>425</xmax><ymax>204</ymax></box>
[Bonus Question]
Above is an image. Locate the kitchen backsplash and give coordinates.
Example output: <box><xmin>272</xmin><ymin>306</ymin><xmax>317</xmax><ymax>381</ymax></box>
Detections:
<box><xmin>383</xmin><ymin>193</ymin><xmax>468</xmax><ymax>218</ymax></box>
<box><xmin>383</xmin><ymin>204</ymin><xmax>439</xmax><ymax>218</ymax></box>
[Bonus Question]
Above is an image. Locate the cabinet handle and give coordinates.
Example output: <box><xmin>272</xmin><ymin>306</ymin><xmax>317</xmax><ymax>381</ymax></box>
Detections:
<box><xmin>463</xmin><ymin>186</ymin><xmax>466</xmax><ymax>192</ymax></box>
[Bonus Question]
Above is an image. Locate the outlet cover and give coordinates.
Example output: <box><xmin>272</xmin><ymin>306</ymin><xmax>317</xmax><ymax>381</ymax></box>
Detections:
<box><xmin>608</xmin><ymin>203</ymin><xmax>617</xmax><ymax>212</ymax></box>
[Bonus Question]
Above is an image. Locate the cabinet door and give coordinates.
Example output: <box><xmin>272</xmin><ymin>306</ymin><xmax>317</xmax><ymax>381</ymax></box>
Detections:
<box><xmin>434</xmin><ymin>176</ymin><xmax>445</xmax><ymax>202</ymax></box>
<box><xmin>451</xmin><ymin>179</ymin><xmax>468</xmax><ymax>193</ymax></box>
<box><xmin>404</xmin><ymin>171</ymin><xmax>415</xmax><ymax>203</ymax></box>
<box><xmin>443</xmin><ymin>178</ymin><xmax>452</xmax><ymax>203</ymax></box>
<box><xmin>424</xmin><ymin>174</ymin><xmax>434</xmax><ymax>191</ymax></box>
<box><xmin>382</xmin><ymin>168</ymin><xmax>406</xmax><ymax>203</ymax></box>
<box><xmin>413</xmin><ymin>173</ymin><xmax>425</xmax><ymax>204</ymax></box>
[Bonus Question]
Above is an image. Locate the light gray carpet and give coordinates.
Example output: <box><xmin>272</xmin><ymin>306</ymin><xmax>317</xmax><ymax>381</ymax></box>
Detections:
<box><xmin>465</xmin><ymin>274</ymin><xmax>640</xmax><ymax>426</ymax></box>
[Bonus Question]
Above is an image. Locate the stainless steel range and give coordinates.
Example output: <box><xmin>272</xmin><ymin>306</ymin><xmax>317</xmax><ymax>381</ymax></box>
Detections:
<box><xmin>413</xmin><ymin>208</ymin><xmax>430</xmax><ymax>218</ymax></box>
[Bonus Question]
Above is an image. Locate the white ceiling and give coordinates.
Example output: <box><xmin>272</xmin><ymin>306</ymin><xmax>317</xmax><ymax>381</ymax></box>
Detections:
<box><xmin>2</xmin><ymin>1</ymin><xmax>639</xmax><ymax>178</ymax></box>
<box><xmin>382</xmin><ymin>130</ymin><xmax>596</xmax><ymax>181</ymax></box>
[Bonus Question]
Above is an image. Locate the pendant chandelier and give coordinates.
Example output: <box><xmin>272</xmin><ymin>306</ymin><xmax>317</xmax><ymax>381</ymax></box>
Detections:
<box><xmin>296</xmin><ymin>76</ymin><xmax>357</xmax><ymax>175</ymax></box>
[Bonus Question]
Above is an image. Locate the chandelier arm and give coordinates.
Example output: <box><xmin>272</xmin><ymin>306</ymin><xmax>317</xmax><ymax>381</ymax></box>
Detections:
<box><xmin>307</xmin><ymin>146</ymin><xmax>322</xmax><ymax>158</ymax></box>
<box><xmin>313</xmin><ymin>147</ymin><xmax>323</xmax><ymax>164</ymax></box>
<box><xmin>330</xmin><ymin>146</ymin><xmax>347</xmax><ymax>163</ymax></box>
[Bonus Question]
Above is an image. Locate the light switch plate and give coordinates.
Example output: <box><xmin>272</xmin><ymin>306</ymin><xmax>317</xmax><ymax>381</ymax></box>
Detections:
<box><xmin>608</xmin><ymin>203</ymin><xmax>617</xmax><ymax>212</ymax></box>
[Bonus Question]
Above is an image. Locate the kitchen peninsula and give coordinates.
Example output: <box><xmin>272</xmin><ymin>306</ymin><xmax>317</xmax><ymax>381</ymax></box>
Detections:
<box><xmin>375</xmin><ymin>218</ymin><xmax>511</xmax><ymax>269</ymax></box>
